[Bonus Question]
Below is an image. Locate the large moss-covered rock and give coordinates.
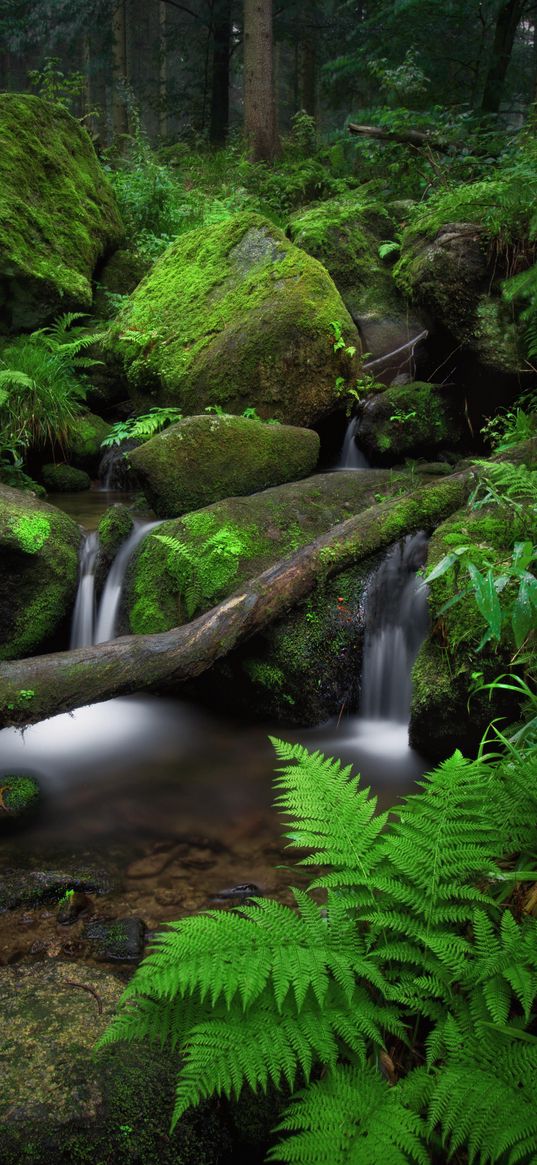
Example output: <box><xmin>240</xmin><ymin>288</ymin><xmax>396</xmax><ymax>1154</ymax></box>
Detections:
<box><xmin>0</xmin><ymin>94</ymin><xmax>123</xmax><ymax>330</ymax></box>
<box><xmin>93</xmin><ymin>247</ymin><xmax>151</xmax><ymax>318</ymax></box>
<box><xmin>41</xmin><ymin>463</ymin><xmax>91</xmax><ymax>492</ymax></box>
<box><xmin>65</xmin><ymin>411</ymin><xmax>113</xmax><ymax>472</ymax></box>
<box><xmin>358</xmin><ymin>381</ymin><xmax>465</xmax><ymax>464</ymax></box>
<box><xmin>287</xmin><ymin>197</ymin><xmax>428</xmax><ymax>378</ymax></box>
<box><xmin>410</xmin><ymin>507</ymin><xmax>515</xmax><ymax>759</ymax></box>
<box><xmin>129</xmin><ymin>414</ymin><xmax>320</xmax><ymax>518</ymax></box>
<box><xmin>103</xmin><ymin>212</ymin><xmax>360</xmax><ymax>425</ymax></box>
<box><xmin>395</xmin><ymin>222</ymin><xmax>489</xmax><ymax>345</ymax></box>
<box><xmin>0</xmin><ymin>961</ymin><xmax>230</xmax><ymax>1164</ymax></box>
<box><xmin>0</xmin><ymin>485</ymin><xmax>80</xmax><ymax>660</ymax></box>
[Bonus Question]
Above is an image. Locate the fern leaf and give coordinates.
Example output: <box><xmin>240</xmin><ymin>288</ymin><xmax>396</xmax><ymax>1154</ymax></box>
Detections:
<box><xmin>267</xmin><ymin>1064</ymin><xmax>430</xmax><ymax>1165</ymax></box>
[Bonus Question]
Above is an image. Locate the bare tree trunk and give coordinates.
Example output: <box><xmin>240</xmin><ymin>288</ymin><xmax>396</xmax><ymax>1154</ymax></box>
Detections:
<box><xmin>0</xmin><ymin>474</ymin><xmax>473</xmax><ymax>728</ymax></box>
<box><xmin>209</xmin><ymin>0</ymin><xmax>232</xmax><ymax>145</ymax></box>
<box><xmin>112</xmin><ymin>0</ymin><xmax>129</xmax><ymax>138</ymax></box>
<box><xmin>481</xmin><ymin>0</ymin><xmax>526</xmax><ymax>114</ymax></box>
<box><xmin>159</xmin><ymin>1</ymin><xmax>169</xmax><ymax>139</ymax></box>
<box><xmin>243</xmin><ymin>0</ymin><xmax>280</xmax><ymax>161</ymax></box>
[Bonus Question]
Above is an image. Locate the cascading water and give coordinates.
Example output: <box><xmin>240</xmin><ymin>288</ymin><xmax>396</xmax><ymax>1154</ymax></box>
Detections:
<box><xmin>94</xmin><ymin>520</ymin><xmax>162</xmax><ymax>644</ymax></box>
<box><xmin>337</xmin><ymin>416</ymin><xmax>369</xmax><ymax>469</ymax></box>
<box><xmin>69</xmin><ymin>532</ymin><xmax>99</xmax><ymax>649</ymax></box>
<box><xmin>357</xmin><ymin>530</ymin><xmax>429</xmax><ymax>749</ymax></box>
<box><xmin>70</xmin><ymin>520</ymin><xmax>161</xmax><ymax>649</ymax></box>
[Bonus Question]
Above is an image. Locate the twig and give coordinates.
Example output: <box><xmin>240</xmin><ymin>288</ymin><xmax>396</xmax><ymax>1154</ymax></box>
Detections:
<box><xmin>62</xmin><ymin>979</ymin><xmax>103</xmax><ymax>1015</ymax></box>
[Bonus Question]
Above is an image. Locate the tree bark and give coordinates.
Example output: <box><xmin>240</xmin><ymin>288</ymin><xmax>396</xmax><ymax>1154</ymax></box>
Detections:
<box><xmin>0</xmin><ymin>475</ymin><xmax>473</xmax><ymax>728</ymax></box>
<box><xmin>112</xmin><ymin>0</ymin><xmax>129</xmax><ymax>139</ymax></box>
<box><xmin>480</xmin><ymin>0</ymin><xmax>526</xmax><ymax>115</ymax></box>
<box><xmin>348</xmin><ymin>123</ymin><xmax>449</xmax><ymax>151</ymax></box>
<box><xmin>209</xmin><ymin>0</ymin><xmax>232</xmax><ymax>144</ymax></box>
<box><xmin>243</xmin><ymin>0</ymin><xmax>280</xmax><ymax>161</ymax></box>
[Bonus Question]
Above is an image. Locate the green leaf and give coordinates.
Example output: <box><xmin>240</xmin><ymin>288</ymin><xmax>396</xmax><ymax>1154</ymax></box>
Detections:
<box><xmin>467</xmin><ymin>563</ymin><xmax>502</xmax><ymax>641</ymax></box>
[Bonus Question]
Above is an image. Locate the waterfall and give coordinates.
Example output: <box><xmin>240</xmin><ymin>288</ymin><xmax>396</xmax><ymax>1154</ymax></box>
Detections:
<box><xmin>70</xmin><ymin>521</ymin><xmax>160</xmax><ymax>649</ymax></box>
<box><xmin>359</xmin><ymin>531</ymin><xmax>429</xmax><ymax>727</ymax></box>
<box><xmin>70</xmin><ymin>532</ymin><xmax>99</xmax><ymax>648</ymax></box>
<box><xmin>337</xmin><ymin>416</ymin><xmax>369</xmax><ymax>469</ymax></box>
<box><xmin>94</xmin><ymin>520</ymin><xmax>161</xmax><ymax>644</ymax></box>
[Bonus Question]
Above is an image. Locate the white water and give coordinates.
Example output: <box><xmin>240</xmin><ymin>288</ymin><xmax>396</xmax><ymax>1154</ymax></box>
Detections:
<box><xmin>337</xmin><ymin>416</ymin><xmax>369</xmax><ymax>469</ymax></box>
<box><xmin>69</xmin><ymin>532</ymin><xmax>99</xmax><ymax>649</ymax></box>
<box><xmin>354</xmin><ymin>531</ymin><xmax>430</xmax><ymax>752</ymax></box>
<box><xmin>69</xmin><ymin>520</ymin><xmax>162</xmax><ymax>649</ymax></box>
<box><xmin>94</xmin><ymin>520</ymin><xmax>162</xmax><ymax>644</ymax></box>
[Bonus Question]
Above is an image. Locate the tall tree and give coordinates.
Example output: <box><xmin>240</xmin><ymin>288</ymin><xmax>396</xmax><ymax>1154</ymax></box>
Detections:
<box><xmin>481</xmin><ymin>0</ymin><xmax>527</xmax><ymax>112</ymax></box>
<box><xmin>243</xmin><ymin>0</ymin><xmax>279</xmax><ymax>161</ymax></box>
<box><xmin>112</xmin><ymin>0</ymin><xmax>129</xmax><ymax>136</ymax></box>
<box><xmin>209</xmin><ymin>0</ymin><xmax>232</xmax><ymax>144</ymax></box>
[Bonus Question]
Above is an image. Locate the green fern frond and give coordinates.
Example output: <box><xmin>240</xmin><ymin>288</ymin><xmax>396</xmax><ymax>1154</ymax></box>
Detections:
<box><xmin>268</xmin><ymin>1063</ymin><xmax>430</xmax><ymax>1165</ymax></box>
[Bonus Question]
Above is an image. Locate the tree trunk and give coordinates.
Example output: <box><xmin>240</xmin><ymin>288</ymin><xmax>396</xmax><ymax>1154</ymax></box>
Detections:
<box><xmin>209</xmin><ymin>0</ymin><xmax>232</xmax><ymax>144</ymax></box>
<box><xmin>0</xmin><ymin>474</ymin><xmax>473</xmax><ymax>728</ymax></box>
<box><xmin>243</xmin><ymin>0</ymin><xmax>280</xmax><ymax>161</ymax></box>
<box><xmin>112</xmin><ymin>0</ymin><xmax>129</xmax><ymax>139</ymax></box>
<box><xmin>481</xmin><ymin>0</ymin><xmax>526</xmax><ymax>115</ymax></box>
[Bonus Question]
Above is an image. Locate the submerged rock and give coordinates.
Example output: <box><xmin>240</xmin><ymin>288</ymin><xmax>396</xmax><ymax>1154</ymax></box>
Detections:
<box><xmin>0</xmin><ymin>94</ymin><xmax>123</xmax><ymax>330</ymax></box>
<box><xmin>0</xmin><ymin>484</ymin><xmax>80</xmax><ymax>660</ymax></box>
<box><xmin>102</xmin><ymin>211</ymin><xmax>360</xmax><ymax>425</ymax></box>
<box><xmin>0</xmin><ymin>863</ymin><xmax>119</xmax><ymax>912</ymax></box>
<box><xmin>83</xmin><ymin>916</ymin><xmax>146</xmax><ymax>962</ymax></box>
<box><xmin>0</xmin><ymin>961</ymin><xmax>230</xmax><ymax>1164</ymax></box>
<box><xmin>129</xmin><ymin>413</ymin><xmax>320</xmax><ymax>518</ymax></box>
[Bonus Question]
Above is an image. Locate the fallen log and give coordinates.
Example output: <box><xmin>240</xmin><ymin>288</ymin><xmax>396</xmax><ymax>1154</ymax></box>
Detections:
<box><xmin>0</xmin><ymin>473</ymin><xmax>472</xmax><ymax>727</ymax></box>
<box><xmin>348</xmin><ymin>123</ymin><xmax>450</xmax><ymax>152</ymax></box>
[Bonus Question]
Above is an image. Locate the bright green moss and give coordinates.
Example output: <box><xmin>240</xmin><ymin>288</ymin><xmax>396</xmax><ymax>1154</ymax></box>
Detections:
<box><xmin>0</xmin><ymin>94</ymin><xmax>123</xmax><ymax>329</ymax></box>
<box><xmin>97</xmin><ymin>505</ymin><xmax>134</xmax><ymax>555</ymax></box>
<box><xmin>104</xmin><ymin>212</ymin><xmax>360</xmax><ymax>426</ymax></box>
<box><xmin>10</xmin><ymin>514</ymin><xmax>51</xmax><ymax>553</ymax></box>
<box><xmin>0</xmin><ymin>775</ymin><xmax>40</xmax><ymax>816</ymax></box>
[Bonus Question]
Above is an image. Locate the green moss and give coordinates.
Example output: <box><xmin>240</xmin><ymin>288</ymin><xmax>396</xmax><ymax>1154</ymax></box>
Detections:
<box><xmin>128</xmin><ymin>414</ymin><xmax>320</xmax><ymax>518</ymax></box>
<box><xmin>9</xmin><ymin>514</ymin><xmax>51</xmax><ymax>553</ymax></box>
<box><xmin>0</xmin><ymin>774</ymin><xmax>40</xmax><ymax>816</ymax></box>
<box><xmin>0</xmin><ymin>94</ymin><xmax>123</xmax><ymax>329</ymax></box>
<box><xmin>41</xmin><ymin>464</ymin><xmax>91</xmax><ymax>493</ymax></box>
<box><xmin>104</xmin><ymin>212</ymin><xmax>360</xmax><ymax>426</ymax></box>
<box><xmin>359</xmin><ymin>381</ymin><xmax>460</xmax><ymax>463</ymax></box>
<box><xmin>97</xmin><ymin>505</ymin><xmax>134</xmax><ymax>555</ymax></box>
<box><xmin>66</xmin><ymin>412</ymin><xmax>113</xmax><ymax>469</ymax></box>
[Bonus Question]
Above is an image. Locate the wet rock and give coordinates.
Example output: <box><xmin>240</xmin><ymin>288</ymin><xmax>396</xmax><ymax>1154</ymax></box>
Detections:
<box><xmin>97</xmin><ymin>439</ymin><xmax>142</xmax><ymax>490</ymax></box>
<box><xmin>0</xmin><ymin>773</ymin><xmax>40</xmax><ymax>821</ymax></box>
<box><xmin>83</xmin><ymin>916</ymin><xmax>146</xmax><ymax>962</ymax></box>
<box><xmin>0</xmin><ymin>864</ymin><xmax>118</xmax><ymax>913</ymax></box>
<box><xmin>0</xmin><ymin>961</ymin><xmax>230</xmax><ymax>1164</ymax></box>
<box><xmin>357</xmin><ymin>381</ymin><xmax>466</xmax><ymax>464</ymax></box>
<box><xmin>56</xmin><ymin>889</ymin><xmax>93</xmax><ymax>926</ymax></box>
<box><xmin>41</xmin><ymin>463</ymin><xmax>91</xmax><ymax>492</ymax></box>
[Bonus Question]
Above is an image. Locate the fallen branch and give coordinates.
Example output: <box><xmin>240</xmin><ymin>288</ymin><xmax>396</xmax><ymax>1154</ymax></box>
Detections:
<box><xmin>0</xmin><ymin>473</ymin><xmax>472</xmax><ymax>727</ymax></box>
<box><xmin>348</xmin><ymin>123</ymin><xmax>450</xmax><ymax>152</ymax></box>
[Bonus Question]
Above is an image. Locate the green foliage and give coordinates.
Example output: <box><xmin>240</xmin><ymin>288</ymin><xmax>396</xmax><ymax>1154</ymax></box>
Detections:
<box><xmin>100</xmin><ymin>407</ymin><xmax>184</xmax><ymax>448</ymax></box>
<box><xmin>481</xmin><ymin>392</ymin><xmax>537</xmax><ymax>451</ymax></box>
<box><xmin>503</xmin><ymin>261</ymin><xmax>537</xmax><ymax>359</ymax></box>
<box><xmin>27</xmin><ymin>56</ymin><xmax>87</xmax><ymax>112</ymax></box>
<box><xmin>155</xmin><ymin>521</ymin><xmax>259</xmax><ymax>619</ymax></box>
<box><xmin>99</xmin><ymin>731</ymin><xmax>537</xmax><ymax>1163</ymax></box>
<box><xmin>0</xmin><ymin>313</ymin><xmax>102</xmax><ymax>454</ymax></box>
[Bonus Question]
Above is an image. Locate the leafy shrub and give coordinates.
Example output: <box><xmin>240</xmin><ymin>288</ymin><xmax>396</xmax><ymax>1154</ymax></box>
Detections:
<box><xmin>0</xmin><ymin>313</ymin><xmax>102</xmax><ymax>453</ymax></box>
<box><xmin>99</xmin><ymin>725</ymin><xmax>537</xmax><ymax>1164</ymax></box>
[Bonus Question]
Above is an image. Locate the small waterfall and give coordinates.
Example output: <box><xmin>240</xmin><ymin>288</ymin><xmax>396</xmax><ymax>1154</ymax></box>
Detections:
<box><xmin>70</xmin><ymin>532</ymin><xmax>99</xmax><ymax>648</ymax></box>
<box><xmin>94</xmin><ymin>520</ymin><xmax>161</xmax><ymax>644</ymax></box>
<box><xmin>337</xmin><ymin>417</ymin><xmax>369</xmax><ymax>469</ymax></box>
<box><xmin>359</xmin><ymin>531</ymin><xmax>429</xmax><ymax>729</ymax></box>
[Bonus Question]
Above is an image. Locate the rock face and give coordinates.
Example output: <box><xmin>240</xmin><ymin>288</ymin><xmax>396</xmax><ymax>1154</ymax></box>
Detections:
<box><xmin>65</xmin><ymin>411</ymin><xmax>113</xmax><ymax>473</ymax></box>
<box><xmin>0</xmin><ymin>961</ymin><xmax>229</xmax><ymax>1164</ymax></box>
<box><xmin>395</xmin><ymin>222</ymin><xmax>490</xmax><ymax>345</ymax></box>
<box><xmin>0</xmin><ymin>485</ymin><xmax>80</xmax><ymax>660</ymax></box>
<box><xmin>0</xmin><ymin>94</ymin><xmax>123</xmax><ymax>330</ymax></box>
<box><xmin>41</xmin><ymin>463</ymin><xmax>91</xmax><ymax>492</ymax></box>
<box><xmin>129</xmin><ymin>414</ymin><xmax>321</xmax><ymax>518</ymax></box>
<box><xmin>287</xmin><ymin>196</ymin><xmax>428</xmax><ymax>379</ymax></box>
<box><xmin>103</xmin><ymin>211</ymin><xmax>360</xmax><ymax>425</ymax></box>
<box><xmin>358</xmin><ymin>381</ymin><xmax>465</xmax><ymax>464</ymax></box>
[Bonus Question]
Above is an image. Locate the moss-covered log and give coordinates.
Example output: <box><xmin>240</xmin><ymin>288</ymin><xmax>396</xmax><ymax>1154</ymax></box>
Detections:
<box><xmin>0</xmin><ymin>474</ymin><xmax>471</xmax><ymax>727</ymax></box>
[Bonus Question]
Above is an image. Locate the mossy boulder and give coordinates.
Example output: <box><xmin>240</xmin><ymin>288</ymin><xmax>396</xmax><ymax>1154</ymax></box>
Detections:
<box><xmin>41</xmin><ymin>463</ymin><xmax>91</xmax><ymax>492</ymax></box>
<box><xmin>0</xmin><ymin>961</ymin><xmax>230</xmax><ymax>1164</ymax></box>
<box><xmin>358</xmin><ymin>381</ymin><xmax>465</xmax><ymax>464</ymax></box>
<box><xmin>0</xmin><ymin>774</ymin><xmax>40</xmax><ymax>821</ymax></box>
<box><xmin>0</xmin><ymin>94</ymin><xmax>123</xmax><ymax>330</ymax></box>
<box><xmin>287</xmin><ymin>197</ymin><xmax>428</xmax><ymax>377</ymax></box>
<box><xmin>64</xmin><ymin>411</ymin><xmax>113</xmax><ymax>473</ymax></box>
<box><xmin>410</xmin><ymin>506</ymin><xmax>515</xmax><ymax>759</ymax></box>
<box><xmin>93</xmin><ymin>247</ymin><xmax>151</xmax><ymax>318</ymax></box>
<box><xmin>0</xmin><ymin>484</ymin><xmax>80</xmax><ymax>660</ymax></box>
<box><xmin>102</xmin><ymin>211</ymin><xmax>360</xmax><ymax>425</ymax></box>
<box><xmin>97</xmin><ymin>504</ymin><xmax>135</xmax><ymax>557</ymax></box>
<box><xmin>128</xmin><ymin>414</ymin><xmax>321</xmax><ymax>518</ymax></box>
<box><xmin>394</xmin><ymin>221</ymin><xmax>489</xmax><ymax>346</ymax></box>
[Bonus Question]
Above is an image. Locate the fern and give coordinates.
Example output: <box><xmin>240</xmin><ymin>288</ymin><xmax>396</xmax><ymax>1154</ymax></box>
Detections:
<box><xmin>100</xmin><ymin>406</ymin><xmax>183</xmax><ymax>447</ymax></box>
<box><xmin>99</xmin><ymin>733</ymin><xmax>537</xmax><ymax>1163</ymax></box>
